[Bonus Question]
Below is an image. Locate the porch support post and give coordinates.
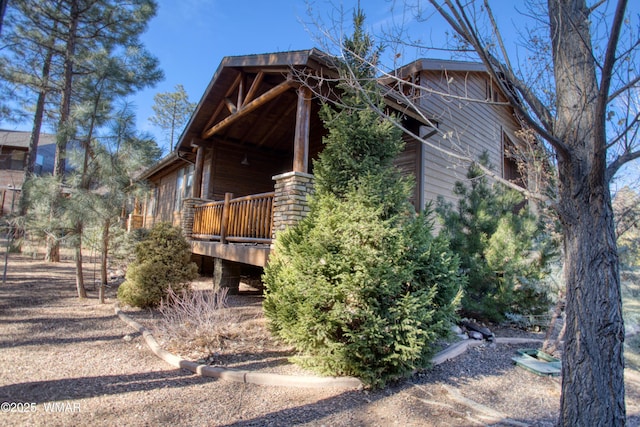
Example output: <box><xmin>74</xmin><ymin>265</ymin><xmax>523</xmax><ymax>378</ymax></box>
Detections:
<box><xmin>293</xmin><ymin>86</ymin><xmax>311</xmax><ymax>173</ymax></box>
<box><xmin>192</xmin><ymin>145</ymin><xmax>205</xmax><ymax>198</ymax></box>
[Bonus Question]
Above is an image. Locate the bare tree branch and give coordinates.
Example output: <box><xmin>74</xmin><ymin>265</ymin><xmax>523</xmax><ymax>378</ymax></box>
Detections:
<box><xmin>608</xmin><ymin>150</ymin><xmax>640</xmax><ymax>181</ymax></box>
<box><xmin>429</xmin><ymin>0</ymin><xmax>570</xmax><ymax>156</ymax></box>
<box><xmin>588</xmin><ymin>0</ymin><xmax>607</xmax><ymax>15</ymax></box>
<box><xmin>607</xmin><ymin>110</ymin><xmax>640</xmax><ymax>150</ymax></box>
<box><xmin>596</xmin><ymin>0</ymin><xmax>629</xmax><ymax>136</ymax></box>
<box><xmin>608</xmin><ymin>74</ymin><xmax>640</xmax><ymax>104</ymax></box>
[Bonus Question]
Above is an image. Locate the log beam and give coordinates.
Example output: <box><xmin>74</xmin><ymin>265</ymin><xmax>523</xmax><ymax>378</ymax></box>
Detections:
<box><xmin>243</xmin><ymin>71</ymin><xmax>264</xmax><ymax>106</ymax></box>
<box><xmin>293</xmin><ymin>86</ymin><xmax>312</xmax><ymax>173</ymax></box>
<box><xmin>201</xmin><ymin>79</ymin><xmax>297</xmax><ymax>140</ymax></box>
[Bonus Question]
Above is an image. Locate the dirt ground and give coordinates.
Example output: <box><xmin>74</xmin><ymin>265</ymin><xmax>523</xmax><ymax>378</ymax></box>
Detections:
<box><xmin>1</xmin><ymin>253</ymin><xmax>640</xmax><ymax>426</ymax></box>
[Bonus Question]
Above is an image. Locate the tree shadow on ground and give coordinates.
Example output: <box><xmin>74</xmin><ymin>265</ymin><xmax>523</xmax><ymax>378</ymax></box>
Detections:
<box><xmin>0</xmin><ymin>369</ymin><xmax>212</xmax><ymax>404</ymax></box>
<box><xmin>0</xmin><ymin>333</ymin><xmax>125</xmax><ymax>349</ymax></box>
<box><xmin>213</xmin><ymin>350</ymin><xmax>295</xmax><ymax>371</ymax></box>
<box><xmin>216</xmin><ymin>347</ymin><xmax>561</xmax><ymax>427</ymax></box>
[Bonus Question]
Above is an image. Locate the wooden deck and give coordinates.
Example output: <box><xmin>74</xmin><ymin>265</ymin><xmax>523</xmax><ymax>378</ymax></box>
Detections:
<box><xmin>190</xmin><ymin>191</ymin><xmax>274</xmax><ymax>267</ymax></box>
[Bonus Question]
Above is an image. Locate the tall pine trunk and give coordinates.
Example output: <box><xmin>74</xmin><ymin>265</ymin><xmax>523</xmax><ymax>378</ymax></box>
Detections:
<box><xmin>20</xmin><ymin>32</ymin><xmax>55</xmax><ymax>217</ymax></box>
<box><xmin>99</xmin><ymin>218</ymin><xmax>110</xmax><ymax>304</ymax></box>
<box><xmin>47</xmin><ymin>0</ymin><xmax>79</xmax><ymax>263</ymax></box>
<box><xmin>74</xmin><ymin>222</ymin><xmax>86</xmax><ymax>298</ymax></box>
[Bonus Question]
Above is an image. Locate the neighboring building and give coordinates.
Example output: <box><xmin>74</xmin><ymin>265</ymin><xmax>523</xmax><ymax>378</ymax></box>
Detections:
<box><xmin>0</xmin><ymin>130</ymin><xmax>56</xmax><ymax>215</ymax></box>
<box><xmin>139</xmin><ymin>49</ymin><xmax>526</xmax><ymax>287</ymax></box>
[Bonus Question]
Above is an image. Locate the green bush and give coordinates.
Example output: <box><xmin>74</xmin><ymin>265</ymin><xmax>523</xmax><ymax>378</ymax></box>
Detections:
<box><xmin>263</xmin><ymin>9</ymin><xmax>463</xmax><ymax>387</ymax></box>
<box><xmin>264</xmin><ymin>192</ymin><xmax>462</xmax><ymax>387</ymax></box>
<box><xmin>437</xmin><ymin>157</ymin><xmax>557</xmax><ymax>322</ymax></box>
<box><xmin>117</xmin><ymin>222</ymin><xmax>198</xmax><ymax>308</ymax></box>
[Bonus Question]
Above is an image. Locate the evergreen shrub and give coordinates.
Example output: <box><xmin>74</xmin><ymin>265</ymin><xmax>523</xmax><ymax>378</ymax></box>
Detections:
<box><xmin>437</xmin><ymin>157</ymin><xmax>557</xmax><ymax>321</ymax></box>
<box><xmin>263</xmin><ymin>192</ymin><xmax>462</xmax><ymax>387</ymax></box>
<box><xmin>117</xmin><ymin>222</ymin><xmax>198</xmax><ymax>308</ymax></box>
<box><xmin>263</xmin><ymin>8</ymin><xmax>463</xmax><ymax>387</ymax></box>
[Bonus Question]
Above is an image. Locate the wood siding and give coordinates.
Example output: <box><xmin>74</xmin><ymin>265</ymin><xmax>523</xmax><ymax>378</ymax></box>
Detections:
<box><xmin>417</xmin><ymin>70</ymin><xmax>522</xmax><ymax>209</ymax></box>
<box><xmin>207</xmin><ymin>141</ymin><xmax>289</xmax><ymax>200</ymax></box>
<box><xmin>155</xmin><ymin>169</ymin><xmax>179</xmax><ymax>225</ymax></box>
<box><xmin>393</xmin><ymin>131</ymin><xmax>421</xmax><ymax>209</ymax></box>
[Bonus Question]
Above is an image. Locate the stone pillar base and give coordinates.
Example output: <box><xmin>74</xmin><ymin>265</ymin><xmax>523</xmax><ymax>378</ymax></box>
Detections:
<box><xmin>272</xmin><ymin>171</ymin><xmax>315</xmax><ymax>238</ymax></box>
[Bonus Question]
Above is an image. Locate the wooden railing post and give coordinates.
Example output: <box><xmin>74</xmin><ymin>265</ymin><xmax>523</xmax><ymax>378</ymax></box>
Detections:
<box><xmin>220</xmin><ymin>192</ymin><xmax>233</xmax><ymax>244</ymax></box>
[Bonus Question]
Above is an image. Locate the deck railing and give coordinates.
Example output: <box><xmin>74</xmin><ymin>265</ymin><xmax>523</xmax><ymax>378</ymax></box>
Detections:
<box><xmin>192</xmin><ymin>192</ymin><xmax>274</xmax><ymax>244</ymax></box>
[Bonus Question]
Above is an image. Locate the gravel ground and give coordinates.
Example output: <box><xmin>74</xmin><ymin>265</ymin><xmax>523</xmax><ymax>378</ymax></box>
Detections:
<box><xmin>1</xmin><ymin>254</ymin><xmax>639</xmax><ymax>426</ymax></box>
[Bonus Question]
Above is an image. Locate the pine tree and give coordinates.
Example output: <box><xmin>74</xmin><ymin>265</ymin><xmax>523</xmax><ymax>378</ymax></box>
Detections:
<box><xmin>0</xmin><ymin>0</ymin><xmax>162</xmax><ymax>262</ymax></box>
<box><xmin>437</xmin><ymin>156</ymin><xmax>557</xmax><ymax>321</ymax></box>
<box><xmin>149</xmin><ymin>84</ymin><xmax>196</xmax><ymax>154</ymax></box>
<box><xmin>263</xmin><ymin>8</ymin><xmax>463</xmax><ymax>387</ymax></box>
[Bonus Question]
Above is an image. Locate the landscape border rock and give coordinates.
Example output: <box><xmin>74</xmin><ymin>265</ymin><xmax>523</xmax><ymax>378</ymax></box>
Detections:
<box><xmin>115</xmin><ymin>304</ymin><xmax>544</xmax><ymax>389</ymax></box>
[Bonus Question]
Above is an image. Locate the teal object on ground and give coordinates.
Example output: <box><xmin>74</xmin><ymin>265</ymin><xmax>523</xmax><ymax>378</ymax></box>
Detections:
<box><xmin>512</xmin><ymin>348</ymin><xmax>561</xmax><ymax>376</ymax></box>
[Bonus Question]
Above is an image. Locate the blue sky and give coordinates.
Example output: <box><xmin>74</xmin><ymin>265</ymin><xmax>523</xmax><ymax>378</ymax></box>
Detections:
<box><xmin>3</xmin><ymin>0</ymin><xmax>638</xmax><ymax>188</ymax></box>
<box><xmin>0</xmin><ymin>0</ymin><xmax>539</xmax><ymax>146</ymax></box>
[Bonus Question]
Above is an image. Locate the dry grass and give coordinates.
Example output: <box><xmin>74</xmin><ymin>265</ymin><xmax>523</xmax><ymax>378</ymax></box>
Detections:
<box><xmin>149</xmin><ymin>279</ymin><xmax>295</xmax><ymax>366</ymax></box>
<box><xmin>155</xmin><ymin>286</ymin><xmax>241</xmax><ymax>357</ymax></box>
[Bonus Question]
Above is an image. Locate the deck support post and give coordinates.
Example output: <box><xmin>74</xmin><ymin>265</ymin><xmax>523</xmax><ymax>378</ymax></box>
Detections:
<box><xmin>213</xmin><ymin>257</ymin><xmax>241</xmax><ymax>294</ymax></box>
<box><xmin>293</xmin><ymin>86</ymin><xmax>311</xmax><ymax>173</ymax></box>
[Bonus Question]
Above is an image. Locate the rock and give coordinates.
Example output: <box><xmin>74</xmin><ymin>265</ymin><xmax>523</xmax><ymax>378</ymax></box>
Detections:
<box><xmin>451</xmin><ymin>325</ymin><xmax>463</xmax><ymax>335</ymax></box>
<box><xmin>456</xmin><ymin>333</ymin><xmax>469</xmax><ymax>340</ymax></box>
<box><xmin>123</xmin><ymin>334</ymin><xmax>133</xmax><ymax>342</ymax></box>
<box><xmin>462</xmin><ymin>320</ymin><xmax>493</xmax><ymax>339</ymax></box>
<box><xmin>468</xmin><ymin>331</ymin><xmax>484</xmax><ymax>340</ymax></box>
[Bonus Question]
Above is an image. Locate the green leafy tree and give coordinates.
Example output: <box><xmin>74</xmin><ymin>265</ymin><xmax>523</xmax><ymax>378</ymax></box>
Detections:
<box><xmin>117</xmin><ymin>222</ymin><xmax>198</xmax><ymax>308</ymax></box>
<box><xmin>263</xmin><ymin>9</ymin><xmax>463</xmax><ymax>387</ymax></box>
<box><xmin>149</xmin><ymin>84</ymin><xmax>196</xmax><ymax>154</ymax></box>
<box><xmin>437</xmin><ymin>157</ymin><xmax>557</xmax><ymax>321</ymax></box>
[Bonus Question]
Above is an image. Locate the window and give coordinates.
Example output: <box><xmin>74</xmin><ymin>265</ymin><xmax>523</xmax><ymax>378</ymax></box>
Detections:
<box><xmin>0</xmin><ymin>149</ymin><xmax>26</xmax><ymax>171</ymax></box>
<box><xmin>502</xmin><ymin>131</ymin><xmax>523</xmax><ymax>186</ymax></box>
<box><xmin>174</xmin><ymin>164</ymin><xmax>194</xmax><ymax>211</ymax></box>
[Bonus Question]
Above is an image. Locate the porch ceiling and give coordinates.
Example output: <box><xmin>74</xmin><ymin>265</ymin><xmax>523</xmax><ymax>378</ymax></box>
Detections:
<box><xmin>177</xmin><ymin>49</ymin><xmax>333</xmax><ymax>157</ymax></box>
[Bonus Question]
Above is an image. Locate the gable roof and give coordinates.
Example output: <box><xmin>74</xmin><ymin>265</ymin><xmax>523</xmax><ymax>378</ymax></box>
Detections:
<box><xmin>175</xmin><ymin>48</ymin><xmax>336</xmax><ymax>154</ymax></box>
<box><xmin>393</xmin><ymin>58</ymin><xmax>488</xmax><ymax>76</ymax></box>
<box><xmin>0</xmin><ymin>130</ymin><xmax>56</xmax><ymax>149</ymax></box>
<box><xmin>149</xmin><ymin>50</ymin><xmax>498</xmax><ymax>183</ymax></box>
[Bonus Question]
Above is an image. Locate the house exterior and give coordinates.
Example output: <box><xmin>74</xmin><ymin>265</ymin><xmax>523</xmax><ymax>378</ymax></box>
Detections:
<box><xmin>139</xmin><ymin>49</ymin><xmax>525</xmax><ymax>287</ymax></box>
<box><xmin>0</xmin><ymin>130</ymin><xmax>56</xmax><ymax>215</ymax></box>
